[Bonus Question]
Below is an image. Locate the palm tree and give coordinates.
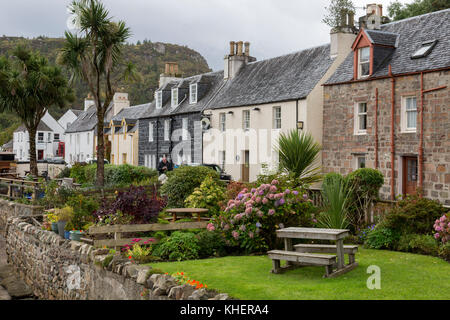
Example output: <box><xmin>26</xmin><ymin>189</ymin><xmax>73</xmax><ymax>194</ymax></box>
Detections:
<box><xmin>58</xmin><ymin>0</ymin><xmax>140</xmax><ymax>186</ymax></box>
<box><xmin>274</xmin><ymin>130</ymin><xmax>322</xmax><ymax>186</ymax></box>
<box><xmin>0</xmin><ymin>46</ymin><xmax>74</xmax><ymax>176</ymax></box>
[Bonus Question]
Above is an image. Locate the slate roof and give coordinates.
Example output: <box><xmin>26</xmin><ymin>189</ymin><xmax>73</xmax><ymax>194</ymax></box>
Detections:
<box><xmin>365</xmin><ymin>30</ymin><xmax>399</xmax><ymax>47</ymax></box>
<box><xmin>2</xmin><ymin>140</ymin><xmax>13</xmax><ymax>150</ymax></box>
<box><xmin>208</xmin><ymin>44</ymin><xmax>333</xmax><ymax>109</ymax></box>
<box><xmin>111</xmin><ymin>103</ymin><xmax>150</xmax><ymax>123</ymax></box>
<box><xmin>70</xmin><ymin>109</ymin><xmax>83</xmax><ymax>116</ymax></box>
<box><xmin>15</xmin><ymin>121</ymin><xmax>53</xmax><ymax>133</ymax></box>
<box><xmin>326</xmin><ymin>9</ymin><xmax>450</xmax><ymax>84</ymax></box>
<box><xmin>65</xmin><ymin>105</ymin><xmax>98</xmax><ymax>133</ymax></box>
<box><xmin>141</xmin><ymin>70</ymin><xmax>225</xmax><ymax>119</ymax></box>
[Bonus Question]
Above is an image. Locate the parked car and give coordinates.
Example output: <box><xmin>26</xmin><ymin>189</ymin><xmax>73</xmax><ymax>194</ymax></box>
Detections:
<box><xmin>187</xmin><ymin>163</ymin><xmax>232</xmax><ymax>182</ymax></box>
<box><xmin>86</xmin><ymin>158</ymin><xmax>110</xmax><ymax>165</ymax></box>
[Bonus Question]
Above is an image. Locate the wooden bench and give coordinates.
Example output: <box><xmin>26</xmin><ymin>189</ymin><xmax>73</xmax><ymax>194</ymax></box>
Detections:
<box><xmin>268</xmin><ymin>250</ymin><xmax>337</xmax><ymax>277</ymax></box>
<box><xmin>294</xmin><ymin>244</ymin><xmax>358</xmax><ymax>264</ymax></box>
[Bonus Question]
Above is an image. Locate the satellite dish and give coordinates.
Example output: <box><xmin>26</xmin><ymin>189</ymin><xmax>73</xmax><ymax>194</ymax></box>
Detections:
<box><xmin>201</xmin><ymin>117</ymin><xmax>210</xmax><ymax>131</ymax></box>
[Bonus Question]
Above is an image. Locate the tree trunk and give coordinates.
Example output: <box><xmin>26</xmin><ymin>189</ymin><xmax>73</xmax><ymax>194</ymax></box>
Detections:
<box><xmin>28</xmin><ymin>127</ymin><xmax>38</xmax><ymax>177</ymax></box>
<box><xmin>96</xmin><ymin>109</ymin><xmax>105</xmax><ymax>186</ymax></box>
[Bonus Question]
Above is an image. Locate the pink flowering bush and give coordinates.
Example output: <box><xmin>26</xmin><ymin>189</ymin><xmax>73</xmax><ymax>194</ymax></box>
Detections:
<box><xmin>211</xmin><ymin>179</ymin><xmax>316</xmax><ymax>253</ymax></box>
<box><xmin>434</xmin><ymin>213</ymin><xmax>450</xmax><ymax>244</ymax></box>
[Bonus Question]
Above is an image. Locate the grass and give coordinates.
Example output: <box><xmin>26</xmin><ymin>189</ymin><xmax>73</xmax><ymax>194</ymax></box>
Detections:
<box><xmin>147</xmin><ymin>248</ymin><xmax>450</xmax><ymax>300</ymax></box>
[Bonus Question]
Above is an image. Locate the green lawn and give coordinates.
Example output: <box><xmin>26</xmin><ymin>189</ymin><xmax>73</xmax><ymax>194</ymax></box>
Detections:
<box><xmin>147</xmin><ymin>249</ymin><xmax>450</xmax><ymax>300</ymax></box>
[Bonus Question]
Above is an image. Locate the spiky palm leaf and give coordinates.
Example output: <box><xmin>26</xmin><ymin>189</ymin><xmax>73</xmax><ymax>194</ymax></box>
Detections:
<box><xmin>275</xmin><ymin>130</ymin><xmax>322</xmax><ymax>186</ymax></box>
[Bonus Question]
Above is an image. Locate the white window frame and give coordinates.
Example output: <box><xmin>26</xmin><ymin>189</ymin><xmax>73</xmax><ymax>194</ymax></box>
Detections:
<box><xmin>219</xmin><ymin>150</ymin><xmax>226</xmax><ymax>170</ymax></box>
<box><xmin>219</xmin><ymin>113</ymin><xmax>226</xmax><ymax>132</ymax></box>
<box><xmin>164</xmin><ymin>119</ymin><xmax>170</xmax><ymax>141</ymax></box>
<box><xmin>358</xmin><ymin>47</ymin><xmax>370</xmax><ymax>79</ymax></box>
<box><xmin>355</xmin><ymin>155</ymin><xmax>366</xmax><ymax>169</ymax></box>
<box><xmin>37</xmin><ymin>132</ymin><xmax>44</xmax><ymax>142</ymax></box>
<box><xmin>242</xmin><ymin>110</ymin><xmax>250</xmax><ymax>131</ymax></box>
<box><xmin>155</xmin><ymin>91</ymin><xmax>162</xmax><ymax>109</ymax></box>
<box><xmin>54</xmin><ymin>133</ymin><xmax>60</xmax><ymax>142</ymax></box>
<box><xmin>401</xmin><ymin>96</ymin><xmax>417</xmax><ymax>133</ymax></box>
<box><xmin>182</xmin><ymin>118</ymin><xmax>189</xmax><ymax>141</ymax></box>
<box><xmin>354</xmin><ymin>102</ymin><xmax>367</xmax><ymax>135</ymax></box>
<box><xmin>273</xmin><ymin>106</ymin><xmax>281</xmax><ymax>129</ymax></box>
<box><xmin>171</xmin><ymin>88</ymin><xmax>178</xmax><ymax>108</ymax></box>
<box><xmin>189</xmin><ymin>84</ymin><xmax>197</xmax><ymax>104</ymax></box>
<box><xmin>148</xmin><ymin>122</ymin><xmax>154</xmax><ymax>142</ymax></box>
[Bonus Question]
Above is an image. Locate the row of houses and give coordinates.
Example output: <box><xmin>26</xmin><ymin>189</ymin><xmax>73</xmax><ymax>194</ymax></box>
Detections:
<box><xmin>12</xmin><ymin>5</ymin><xmax>450</xmax><ymax>205</ymax></box>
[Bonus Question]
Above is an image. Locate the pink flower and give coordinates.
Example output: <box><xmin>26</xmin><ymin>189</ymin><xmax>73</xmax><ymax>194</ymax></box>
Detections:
<box><xmin>262</xmin><ymin>198</ymin><xmax>268</xmax><ymax>205</ymax></box>
<box><xmin>232</xmin><ymin>231</ymin><xmax>239</xmax><ymax>240</ymax></box>
<box><xmin>256</xmin><ymin>197</ymin><xmax>261</xmax><ymax>203</ymax></box>
<box><xmin>245</xmin><ymin>207</ymin><xmax>253</xmax><ymax>214</ymax></box>
<box><xmin>207</xmin><ymin>223</ymin><xmax>215</xmax><ymax>231</ymax></box>
<box><xmin>284</xmin><ymin>189</ymin><xmax>290</xmax><ymax>194</ymax></box>
<box><xmin>434</xmin><ymin>233</ymin><xmax>440</xmax><ymax>239</ymax></box>
<box><xmin>268</xmin><ymin>209</ymin><xmax>275</xmax><ymax>215</ymax></box>
<box><xmin>248</xmin><ymin>231</ymin><xmax>254</xmax><ymax>239</ymax></box>
<box><xmin>268</xmin><ymin>194</ymin><xmax>274</xmax><ymax>200</ymax></box>
<box><xmin>292</xmin><ymin>190</ymin><xmax>299</xmax><ymax>196</ymax></box>
<box><xmin>271</xmin><ymin>179</ymin><xmax>279</xmax><ymax>185</ymax></box>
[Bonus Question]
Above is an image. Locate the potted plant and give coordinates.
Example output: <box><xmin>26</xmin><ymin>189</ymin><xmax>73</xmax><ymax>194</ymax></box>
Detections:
<box><xmin>56</xmin><ymin>206</ymin><xmax>74</xmax><ymax>238</ymax></box>
<box><xmin>69</xmin><ymin>230</ymin><xmax>85</xmax><ymax>241</ymax></box>
<box><xmin>46</xmin><ymin>211</ymin><xmax>59</xmax><ymax>234</ymax></box>
<box><xmin>64</xmin><ymin>221</ymin><xmax>74</xmax><ymax>240</ymax></box>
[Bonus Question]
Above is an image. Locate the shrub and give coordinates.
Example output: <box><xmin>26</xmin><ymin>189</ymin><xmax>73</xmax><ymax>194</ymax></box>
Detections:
<box><xmin>40</xmin><ymin>180</ymin><xmax>73</xmax><ymax>209</ymax></box>
<box><xmin>70</xmin><ymin>163</ymin><xmax>89</xmax><ymax>184</ymax></box>
<box><xmin>408</xmin><ymin>234</ymin><xmax>439</xmax><ymax>256</ymax></box>
<box><xmin>223</xmin><ymin>181</ymin><xmax>251</xmax><ymax>209</ymax></box>
<box><xmin>195</xmin><ymin>230</ymin><xmax>227</xmax><ymax>258</ymax></box>
<box><xmin>433</xmin><ymin>213</ymin><xmax>450</xmax><ymax>243</ymax></box>
<box><xmin>160</xmin><ymin>166</ymin><xmax>220</xmax><ymax>208</ymax></box>
<box><xmin>212</xmin><ymin>179</ymin><xmax>315</xmax><ymax>253</ymax></box>
<box><xmin>55</xmin><ymin>206</ymin><xmax>74</xmax><ymax>222</ymax></box>
<box><xmin>365</xmin><ymin>226</ymin><xmax>400</xmax><ymax>250</ymax></box>
<box><xmin>439</xmin><ymin>242</ymin><xmax>450</xmax><ymax>261</ymax></box>
<box><xmin>66</xmin><ymin>194</ymin><xmax>99</xmax><ymax>230</ymax></box>
<box><xmin>185</xmin><ymin>176</ymin><xmax>226</xmax><ymax>217</ymax></box>
<box><xmin>152</xmin><ymin>231</ymin><xmax>200</xmax><ymax>261</ymax></box>
<box><xmin>94</xmin><ymin>186</ymin><xmax>166</xmax><ymax>224</ymax></box>
<box><xmin>345</xmin><ymin>168</ymin><xmax>384</xmax><ymax>230</ymax></box>
<box><xmin>383</xmin><ymin>195</ymin><xmax>446</xmax><ymax>235</ymax></box>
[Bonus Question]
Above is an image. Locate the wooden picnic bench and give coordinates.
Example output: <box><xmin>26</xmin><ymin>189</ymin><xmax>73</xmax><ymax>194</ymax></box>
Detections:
<box><xmin>267</xmin><ymin>227</ymin><xmax>358</xmax><ymax>278</ymax></box>
<box><xmin>165</xmin><ymin>208</ymin><xmax>209</xmax><ymax>222</ymax></box>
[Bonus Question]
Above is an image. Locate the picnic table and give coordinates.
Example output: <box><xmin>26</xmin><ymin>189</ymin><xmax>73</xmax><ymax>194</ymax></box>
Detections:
<box><xmin>165</xmin><ymin>208</ymin><xmax>209</xmax><ymax>222</ymax></box>
<box><xmin>268</xmin><ymin>227</ymin><xmax>358</xmax><ymax>278</ymax></box>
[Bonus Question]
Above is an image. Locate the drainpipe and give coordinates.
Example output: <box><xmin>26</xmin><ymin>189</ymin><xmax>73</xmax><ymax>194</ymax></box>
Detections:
<box><xmin>374</xmin><ymin>88</ymin><xmax>379</xmax><ymax>169</ymax></box>
<box><xmin>389</xmin><ymin>65</ymin><xmax>395</xmax><ymax>200</ymax></box>
<box><xmin>419</xmin><ymin>72</ymin><xmax>447</xmax><ymax>197</ymax></box>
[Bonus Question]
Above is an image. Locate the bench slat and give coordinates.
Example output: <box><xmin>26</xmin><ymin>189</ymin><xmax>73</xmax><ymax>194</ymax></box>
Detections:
<box><xmin>268</xmin><ymin>250</ymin><xmax>336</xmax><ymax>266</ymax></box>
<box><xmin>294</xmin><ymin>244</ymin><xmax>358</xmax><ymax>254</ymax></box>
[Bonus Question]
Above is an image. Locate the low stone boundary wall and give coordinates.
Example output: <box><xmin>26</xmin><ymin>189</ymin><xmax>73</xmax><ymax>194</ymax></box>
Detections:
<box><xmin>0</xmin><ymin>199</ymin><xmax>43</xmax><ymax>234</ymax></box>
<box><xmin>5</xmin><ymin>218</ymin><xmax>231</xmax><ymax>300</ymax></box>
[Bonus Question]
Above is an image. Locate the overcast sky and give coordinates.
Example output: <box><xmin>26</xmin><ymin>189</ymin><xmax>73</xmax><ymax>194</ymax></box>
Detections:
<box><xmin>0</xmin><ymin>0</ymin><xmax>413</xmax><ymax>71</ymax></box>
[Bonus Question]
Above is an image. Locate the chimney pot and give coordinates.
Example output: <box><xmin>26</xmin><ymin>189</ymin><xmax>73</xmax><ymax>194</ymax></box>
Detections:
<box><xmin>237</xmin><ymin>41</ymin><xmax>243</xmax><ymax>56</ymax></box>
<box><xmin>244</xmin><ymin>42</ymin><xmax>250</xmax><ymax>56</ymax></box>
<box><xmin>229</xmin><ymin>41</ymin><xmax>235</xmax><ymax>55</ymax></box>
<box><xmin>348</xmin><ymin>11</ymin><xmax>355</xmax><ymax>27</ymax></box>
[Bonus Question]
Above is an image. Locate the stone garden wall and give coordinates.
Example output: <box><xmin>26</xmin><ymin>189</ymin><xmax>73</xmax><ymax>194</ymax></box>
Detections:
<box><xmin>0</xmin><ymin>199</ymin><xmax>43</xmax><ymax>234</ymax></box>
<box><xmin>3</xmin><ymin>214</ymin><xmax>231</xmax><ymax>300</ymax></box>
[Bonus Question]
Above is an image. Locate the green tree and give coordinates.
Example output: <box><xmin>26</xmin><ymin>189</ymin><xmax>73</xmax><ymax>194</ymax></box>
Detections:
<box><xmin>322</xmin><ymin>0</ymin><xmax>356</xmax><ymax>29</ymax></box>
<box><xmin>388</xmin><ymin>0</ymin><xmax>450</xmax><ymax>21</ymax></box>
<box><xmin>58</xmin><ymin>0</ymin><xmax>140</xmax><ymax>186</ymax></box>
<box><xmin>0</xmin><ymin>46</ymin><xmax>74</xmax><ymax>176</ymax></box>
<box><xmin>274</xmin><ymin>130</ymin><xmax>322</xmax><ymax>187</ymax></box>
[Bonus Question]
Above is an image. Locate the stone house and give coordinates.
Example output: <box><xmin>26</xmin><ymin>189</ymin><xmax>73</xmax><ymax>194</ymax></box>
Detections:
<box><xmin>322</xmin><ymin>7</ymin><xmax>450</xmax><ymax>204</ymax></box>
<box><xmin>202</xmin><ymin>24</ymin><xmax>356</xmax><ymax>182</ymax></box>
<box><xmin>138</xmin><ymin>63</ymin><xmax>224</xmax><ymax>169</ymax></box>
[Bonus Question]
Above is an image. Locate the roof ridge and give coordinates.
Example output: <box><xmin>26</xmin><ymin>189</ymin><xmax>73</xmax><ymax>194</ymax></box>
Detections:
<box><xmin>382</xmin><ymin>8</ymin><xmax>450</xmax><ymax>27</ymax></box>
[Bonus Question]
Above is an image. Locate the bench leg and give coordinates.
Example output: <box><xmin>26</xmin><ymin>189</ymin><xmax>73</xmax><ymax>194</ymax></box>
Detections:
<box><xmin>324</xmin><ymin>265</ymin><xmax>333</xmax><ymax>277</ymax></box>
<box><xmin>349</xmin><ymin>254</ymin><xmax>355</xmax><ymax>265</ymax></box>
<box><xmin>284</xmin><ymin>238</ymin><xmax>293</xmax><ymax>267</ymax></box>
<box><xmin>271</xmin><ymin>259</ymin><xmax>281</xmax><ymax>274</ymax></box>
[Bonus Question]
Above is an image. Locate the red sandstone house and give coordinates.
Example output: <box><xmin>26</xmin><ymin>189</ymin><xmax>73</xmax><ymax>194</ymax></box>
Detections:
<box><xmin>322</xmin><ymin>7</ymin><xmax>450</xmax><ymax>205</ymax></box>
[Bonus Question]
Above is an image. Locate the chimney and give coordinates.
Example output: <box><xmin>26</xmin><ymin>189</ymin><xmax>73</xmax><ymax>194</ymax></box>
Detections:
<box><xmin>159</xmin><ymin>62</ymin><xmax>181</xmax><ymax>88</ymax></box>
<box><xmin>224</xmin><ymin>40</ymin><xmax>256</xmax><ymax>80</ymax></box>
<box><xmin>362</xmin><ymin>3</ymin><xmax>383</xmax><ymax>30</ymax></box>
<box><xmin>84</xmin><ymin>93</ymin><xmax>94</xmax><ymax>111</ymax></box>
<box><xmin>330</xmin><ymin>10</ymin><xmax>357</xmax><ymax>59</ymax></box>
<box><xmin>112</xmin><ymin>92</ymin><xmax>130</xmax><ymax>116</ymax></box>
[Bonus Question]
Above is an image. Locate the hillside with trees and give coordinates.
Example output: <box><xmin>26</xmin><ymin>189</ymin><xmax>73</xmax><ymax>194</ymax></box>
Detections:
<box><xmin>0</xmin><ymin>36</ymin><xmax>211</xmax><ymax>146</ymax></box>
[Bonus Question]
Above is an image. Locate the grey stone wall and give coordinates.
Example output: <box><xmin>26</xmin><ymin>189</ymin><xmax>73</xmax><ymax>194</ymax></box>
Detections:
<box><xmin>0</xmin><ymin>199</ymin><xmax>43</xmax><ymax>235</ymax></box>
<box><xmin>3</xmin><ymin>215</ymin><xmax>231</xmax><ymax>300</ymax></box>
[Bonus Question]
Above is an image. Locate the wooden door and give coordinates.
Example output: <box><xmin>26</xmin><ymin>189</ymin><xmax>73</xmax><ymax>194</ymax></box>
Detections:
<box><xmin>241</xmin><ymin>150</ymin><xmax>250</xmax><ymax>182</ymax></box>
<box><xmin>37</xmin><ymin>150</ymin><xmax>44</xmax><ymax>161</ymax></box>
<box><xmin>403</xmin><ymin>157</ymin><xmax>418</xmax><ymax>195</ymax></box>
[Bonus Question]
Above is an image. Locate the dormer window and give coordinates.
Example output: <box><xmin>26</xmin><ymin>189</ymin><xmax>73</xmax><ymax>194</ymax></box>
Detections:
<box><xmin>358</xmin><ymin>47</ymin><xmax>370</xmax><ymax>78</ymax></box>
<box><xmin>411</xmin><ymin>40</ymin><xmax>437</xmax><ymax>59</ymax></box>
<box><xmin>171</xmin><ymin>88</ymin><xmax>178</xmax><ymax>108</ymax></box>
<box><xmin>155</xmin><ymin>91</ymin><xmax>162</xmax><ymax>109</ymax></box>
<box><xmin>189</xmin><ymin>84</ymin><xmax>198</xmax><ymax>104</ymax></box>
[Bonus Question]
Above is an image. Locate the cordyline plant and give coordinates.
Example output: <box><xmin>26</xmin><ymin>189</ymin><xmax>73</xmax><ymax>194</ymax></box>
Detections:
<box><xmin>211</xmin><ymin>179</ymin><xmax>315</xmax><ymax>252</ymax></box>
<box><xmin>58</xmin><ymin>0</ymin><xmax>141</xmax><ymax>186</ymax></box>
<box><xmin>0</xmin><ymin>46</ymin><xmax>74</xmax><ymax>176</ymax></box>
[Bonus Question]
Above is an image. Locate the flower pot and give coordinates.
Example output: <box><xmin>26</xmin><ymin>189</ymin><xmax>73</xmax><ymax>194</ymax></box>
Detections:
<box><xmin>57</xmin><ymin>221</ymin><xmax>67</xmax><ymax>237</ymax></box>
<box><xmin>51</xmin><ymin>222</ymin><xmax>58</xmax><ymax>234</ymax></box>
<box><xmin>69</xmin><ymin>230</ymin><xmax>84</xmax><ymax>242</ymax></box>
<box><xmin>64</xmin><ymin>230</ymin><xmax>71</xmax><ymax>240</ymax></box>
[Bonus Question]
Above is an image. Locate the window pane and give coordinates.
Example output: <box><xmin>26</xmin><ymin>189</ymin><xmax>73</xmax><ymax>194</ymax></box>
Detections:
<box><xmin>359</xmin><ymin>114</ymin><xmax>367</xmax><ymax>130</ymax></box>
<box><xmin>360</xmin><ymin>47</ymin><xmax>370</xmax><ymax>61</ymax></box>
<box><xmin>407</xmin><ymin>110</ymin><xmax>417</xmax><ymax>129</ymax></box>
<box><xmin>358</xmin><ymin>103</ymin><xmax>367</xmax><ymax>113</ymax></box>
<box><xmin>360</xmin><ymin>62</ymin><xmax>370</xmax><ymax>76</ymax></box>
<box><xmin>406</xmin><ymin>97</ymin><xmax>416</xmax><ymax>111</ymax></box>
